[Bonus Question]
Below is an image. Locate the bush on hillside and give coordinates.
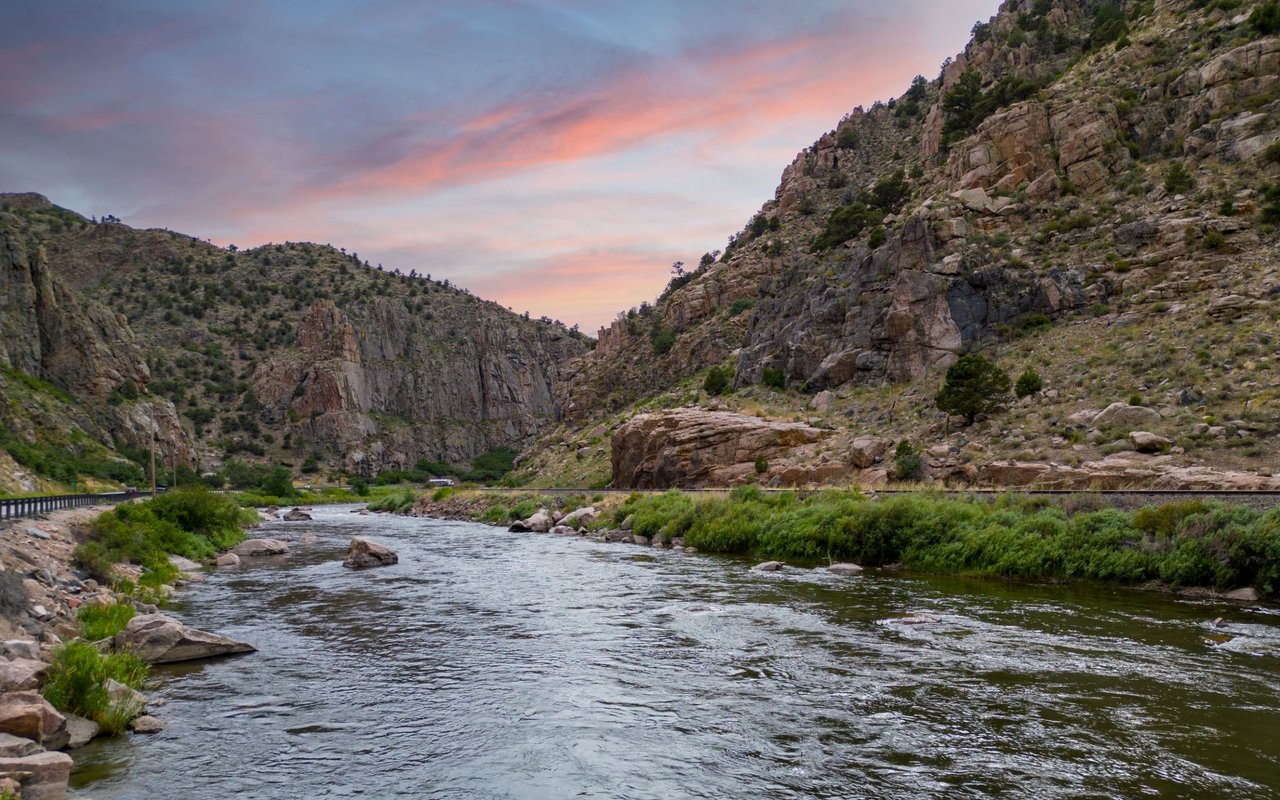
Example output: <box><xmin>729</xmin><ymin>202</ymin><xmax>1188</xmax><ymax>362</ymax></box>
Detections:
<box><xmin>1015</xmin><ymin>368</ymin><xmax>1043</xmax><ymax>399</ymax></box>
<box><xmin>935</xmin><ymin>355</ymin><xmax>1012</xmax><ymax>424</ymax></box>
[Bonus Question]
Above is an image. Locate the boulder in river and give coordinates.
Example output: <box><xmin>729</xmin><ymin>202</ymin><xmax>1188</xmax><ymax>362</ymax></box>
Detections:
<box><xmin>63</xmin><ymin>714</ymin><xmax>98</xmax><ymax>749</ymax></box>
<box><xmin>282</xmin><ymin>508</ymin><xmax>313</xmax><ymax>521</ymax></box>
<box><xmin>753</xmin><ymin>561</ymin><xmax>784</xmax><ymax>572</ymax></box>
<box><xmin>0</xmin><ymin>751</ymin><xmax>73</xmax><ymax>800</ymax></box>
<box><xmin>0</xmin><ymin>692</ymin><xmax>67</xmax><ymax>750</ymax></box>
<box><xmin>509</xmin><ymin>509</ymin><xmax>553</xmax><ymax>533</ymax></box>
<box><xmin>1223</xmin><ymin>586</ymin><xmax>1259</xmax><ymax>602</ymax></box>
<box><xmin>112</xmin><ymin>613</ymin><xmax>256</xmax><ymax>664</ymax></box>
<box><xmin>343</xmin><ymin>538</ymin><xmax>399</xmax><ymax>570</ymax></box>
<box><xmin>231</xmin><ymin>539</ymin><xmax>289</xmax><ymax>557</ymax></box>
<box><xmin>214</xmin><ymin>552</ymin><xmax>241</xmax><ymax>569</ymax></box>
<box><xmin>828</xmin><ymin>563</ymin><xmax>864</xmax><ymax>575</ymax></box>
<box><xmin>129</xmin><ymin>715</ymin><xmax>165</xmax><ymax>734</ymax></box>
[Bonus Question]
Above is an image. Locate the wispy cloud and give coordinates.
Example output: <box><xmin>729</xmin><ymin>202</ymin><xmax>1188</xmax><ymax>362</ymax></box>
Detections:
<box><xmin>0</xmin><ymin>0</ymin><xmax>997</xmax><ymax>331</ymax></box>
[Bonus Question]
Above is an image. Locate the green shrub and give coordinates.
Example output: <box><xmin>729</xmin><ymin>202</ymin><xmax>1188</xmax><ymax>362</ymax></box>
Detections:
<box><xmin>761</xmin><ymin>367</ymin><xmax>786</xmax><ymax>390</ymax></box>
<box><xmin>351</xmin><ymin>477</ymin><xmax>370</xmax><ymax>496</ymax></box>
<box><xmin>1014</xmin><ymin>368</ymin><xmax>1043</xmax><ymax>399</ymax></box>
<box><xmin>893</xmin><ymin>441</ymin><xmax>924</xmax><ymax>481</ymax></box>
<box><xmin>481</xmin><ymin>503</ymin><xmax>509</xmax><ymax>523</ymax></box>
<box><xmin>41</xmin><ymin>641</ymin><xmax>148</xmax><ymax>735</ymax></box>
<box><xmin>754</xmin><ymin>456</ymin><xmax>769</xmax><ymax>474</ymax></box>
<box><xmin>728</xmin><ymin>299</ymin><xmax>754</xmax><ymax>317</ymax></box>
<box><xmin>74</xmin><ymin>488</ymin><xmax>252</xmax><ymax>582</ymax></box>
<box><xmin>509</xmin><ymin>499</ymin><xmax>539</xmax><ymax>520</ymax></box>
<box><xmin>703</xmin><ymin>366</ymin><xmax>732</xmax><ymax>396</ymax></box>
<box><xmin>1249</xmin><ymin>0</ymin><xmax>1280</xmax><ymax>35</ymax></box>
<box><xmin>811</xmin><ymin>203</ymin><xmax>883</xmax><ymax>251</ymax></box>
<box><xmin>935</xmin><ymin>354</ymin><xmax>1012</xmax><ymax>424</ymax></box>
<box><xmin>651</xmin><ymin>326</ymin><xmax>676</xmax><ymax>356</ymax></box>
<box><xmin>78</xmin><ymin>602</ymin><xmax>136</xmax><ymax>641</ymax></box>
<box><xmin>466</xmin><ymin>447</ymin><xmax>518</xmax><ymax>483</ymax></box>
<box><xmin>260</xmin><ymin>466</ymin><xmax>296</xmax><ymax>498</ymax></box>
<box><xmin>1164</xmin><ymin>161</ymin><xmax>1195</xmax><ymax>194</ymax></box>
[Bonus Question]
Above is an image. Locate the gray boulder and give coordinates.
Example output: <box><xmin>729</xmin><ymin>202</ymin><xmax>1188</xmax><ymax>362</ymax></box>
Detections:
<box><xmin>0</xmin><ymin>659</ymin><xmax>46</xmax><ymax>692</ymax></box>
<box><xmin>559</xmin><ymin>506</ymin><xmax>597</xmax><ymax>527</ymax></box>
<box><xmin>112</xmin><ymin>613</ymin><xmax>256</xmax><ymax>664</ymax></box>
<box><xmin>828</xmin><ymin>563</ymin><xmax>864</xmax><ymax>575</ymax></box>
<box><xmin>849</xmin><ymin>437</ymin><xmax>891</xmax><ymax>469</ymax></box>
<box><xmin>0</xmin><ymin>733</ymin><xmax>40</xmax><ymax>758</ymax></box>
<box><xmin>282</xmin><ymin>508</ymin><xmax>313</xmax><ymax>521</ymax></box>
<box><xmin>753</xmin><ymin>561</ymin><xmax>784</xmax><ymax>572</ymax></box>
<box><xmin>214</xmin><ymin>552</ymin><xmax>241</xmax><ymax>568</ymax></box>
<box><xmin>0</xmin><ymin>751</ymin><xmax>73</xmax><ymax>800</ymax></box>
<box><xmin>129</xmin><ymin>715</ymin><xmax>165</xmax><ymax>734</ymax></box>
<box><xmin>510</xmin><ymin>509</ymin><xmax>554</xmax><ymax>533</ymax></box>
<box><xmin>63</xmin><ymin>715</ymin><xmax>98</xmax><ymax>750</ymax></box>
<box><xmin>342</xmin><ymin>538</ymin><xmax>399</xmax><ymax>570</ymax></box>
<box><xmin>1129</xmin><ymin>431</ymin><xmax>1172</xmax><ymax>453</ymax></box>
<box><xmin>0</xmin><ymin>692</ymin><xmax>67</xmax><ymax>751</ymax></box>
<box><xmin>231</xmin><ymin>539</ymin><xmax>289</xmax><ymax>557</ymax></box>
<box><xmin>1093</xmin><ymin>403</ymin><xmax>1161</xmax><ymax>429</ymax></box>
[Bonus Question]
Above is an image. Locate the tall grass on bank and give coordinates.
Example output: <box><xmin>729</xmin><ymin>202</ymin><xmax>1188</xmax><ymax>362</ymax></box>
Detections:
<box><xmin>78</xmin><ymin>602</ymin><xmax>136</xmax><ymax>641</ymax></box>
<box><xmin>614</xmin><ymin>488</ymin><xmax>1280</xmax><ymax>597</ymax></box>
<box><xmin>367</xmin><ymin>487</ymin><xmax>420</xmax><ymax>514</ymax></box>
<box><xmin>74</xmin><ymin>487</ymin><xmax>256</xmax><ymax>585</ymax></box>
<box><xmin>41</xmin><ymin>641</ymin><xmax>148</xmax><ymax>735</ymax></box>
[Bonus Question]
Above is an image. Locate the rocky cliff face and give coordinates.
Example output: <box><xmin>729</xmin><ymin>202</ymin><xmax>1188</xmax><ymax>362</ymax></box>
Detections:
<box><xmin>0</xmin><ymin>217</ymin><xmax>190</xmax><ymax>471</ymax></box>
<box><xmin>253</xmin><ymin>298</ymin><xmax>580</xmax><ymax>474</ymax></box>
<box><xmin>0</xmin><ymin>195</ymin><xmax>591</xmax><ymax>477</ymax></box>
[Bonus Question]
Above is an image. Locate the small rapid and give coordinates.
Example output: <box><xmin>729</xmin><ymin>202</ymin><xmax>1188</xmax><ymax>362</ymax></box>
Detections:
<box><xmin>69</xmin><ymin>506</ymin><xmax>1280</xmax><ymax>799</ymax></box>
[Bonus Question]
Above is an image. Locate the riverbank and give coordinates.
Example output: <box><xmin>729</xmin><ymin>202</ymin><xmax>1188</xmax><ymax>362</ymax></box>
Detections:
<box><xmin>400</xmin><ymin>487</ymin><xmax>1280</xmax><ymax>603</ymax></box>
<box><xmin>0</xmin><ymin>491</ymin><xmax>264</xmax><ymax>799</ymax></box>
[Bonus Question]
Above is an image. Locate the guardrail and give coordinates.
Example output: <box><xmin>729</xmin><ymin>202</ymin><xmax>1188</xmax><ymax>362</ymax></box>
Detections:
<box><xmin>0</xmin><ymin>490</ymin><xmax>157</xmax><ymax>522</ymax></box>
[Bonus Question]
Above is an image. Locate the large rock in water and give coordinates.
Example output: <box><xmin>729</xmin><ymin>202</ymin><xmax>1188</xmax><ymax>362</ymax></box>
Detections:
<box><xmin>611</xmin><ymin>409</ymin><xmax>830</xmax><ymax>489</ymax></box>
<box><xmin>342</xmin><ymin>538</ymin><xmax>399</xmax><ymax>569</ymax></box>
<box><xmin>0</xmin><ymin>692</ymin><xmax>67</xmax><ymax>750</ymax></box>
<box><xmin>112</xmin><ymin>613</ymin><xmax>256</xmax><ymax>664</ymax></box>
<box><xmin>0</xmin><ymin>751</ymin><xmax>74</xmax><ymax>800</ymax></box>
<box><xmin>231</xmin><ymin>538</ymin><xmax>289</xmax><ymax>557</ymax></box>
<box><xmin>509</xmin><ymin>509</ymin><xmax>554</xmax><ymax>533</ymax></box>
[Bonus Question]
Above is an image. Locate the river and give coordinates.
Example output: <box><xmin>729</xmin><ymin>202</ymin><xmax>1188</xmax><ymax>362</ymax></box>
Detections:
<box><xmin>68</xmin><ymin>505</ymin><xmax>1280</xmax><ymax>798</ymax></box>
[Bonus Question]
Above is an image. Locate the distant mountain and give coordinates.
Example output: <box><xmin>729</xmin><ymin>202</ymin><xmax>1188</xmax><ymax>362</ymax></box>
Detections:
<box><xmin>0</xmin><ymin>193</ymin><xmax>591</xmax><ymax>487</ymax></box>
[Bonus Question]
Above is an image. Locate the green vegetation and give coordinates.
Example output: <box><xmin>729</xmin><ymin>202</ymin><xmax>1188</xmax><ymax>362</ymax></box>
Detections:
<box><xmin>728</xmin><ymin>298</ymin><xmax>754</xmax><ymax>317</ymax></box>
<box><xmin>703</xmin><ymin>365</ymin><xmax>732</xmax><ymax>396</ymax></box>
<box><xmin>651</xmin><ymin>325</ymin><xmax>676</xmax><ymax>356</ymax></box>
<box><xmin>935</xmin><ymin>355</ymin><xmax>1012</xmax><ymax>424</ymax></box>
<box><xmin>78</xmin><ymin>602</ymin><xmax>136</xmax><ymax>641</ymax></box>
<box><xmin>366</xmin><ymin>487</ymin><xmax>419</xmax><ymax>514</ymax></box>
<box><xmin>941</xmin><ymin>70</ymin><xmax>1039</xmax><ymax>147</ymax></box>
<box><xmin>1164</xmin><ymin>161</ymin><xmax>1195</xmax><ymax>194</ymax></box>
<box><xmin>0</xmin><ymin>426</ymin><xmax>145</xmax><ymax>488</ymax></box>
<box><xmin>1088</xmin><ymin>1</ymin><xmax>1129</xmax><ymax>50</ymax></box>
<box><xmin>1249</xmin><ymin>0</ymin><xmax>1280</xmax><ymax>35</ymax></box>
<box><xmin>761</xmin><ymin>367</ymin><xmax>786</xmax><ymax>390</ymax></box>
<box><xmin>612</xmin><ymin>489</ymin><xmax>1280</xmax><ymax>597</ymax></box>
<box><xmin>1015</xmin><ymin>368</ymin><xmax>1044</xmax><ymax>399</ymax></box>
<box><xmin>74</xmin><ymin>488</ymin><xmax>254</xmax><ymax>584</ymax></box>
<box><xmin>41</xmin><ymin>641</ymin><xmax>149</xmax><ymax>735</ymax></box>
<box><xmin>893</xmin><ymin>441</ymin><xmax>924</xmax><ymax>481</ymax></box>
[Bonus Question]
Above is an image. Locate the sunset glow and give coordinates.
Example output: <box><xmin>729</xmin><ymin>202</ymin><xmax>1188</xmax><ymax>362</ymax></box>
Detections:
<box><xmin>1</xmin><ymin>1</ymin><xmax>997</xmax><ymax>332</ymax></box>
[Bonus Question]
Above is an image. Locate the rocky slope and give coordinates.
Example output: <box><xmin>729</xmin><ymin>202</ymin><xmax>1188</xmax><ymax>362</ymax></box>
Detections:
<box><xmin>528</xmin><ymin>0</ymin><xmax>1280</xmax><ymax>489</ymax></box>
<box><xmin>0</xmin><ymin>201</ymin><xmax>190</xmax><ymax>493</ymax></box>
<box><xmin>0</xmin><ymin>194</ymin><xmax>592</xmax><ymax>482</ymax></box>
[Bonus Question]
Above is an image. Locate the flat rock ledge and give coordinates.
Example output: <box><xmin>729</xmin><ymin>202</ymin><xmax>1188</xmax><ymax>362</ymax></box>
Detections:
<box><xmin>112</xmin><ymin>613</ymin><xmax>256</xmax><ymax>664</ymax></box>
<box><xmin>343</xmin><ymin>538</ymin><xmax>399</xmax><ymax>570</ymax></box>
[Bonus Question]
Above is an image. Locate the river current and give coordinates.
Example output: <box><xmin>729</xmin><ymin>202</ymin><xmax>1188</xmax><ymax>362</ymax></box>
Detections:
<box><xmin>69</xmin><ymin>505</ymin><xmax>1280</xmax><ymax>798</ymax></box>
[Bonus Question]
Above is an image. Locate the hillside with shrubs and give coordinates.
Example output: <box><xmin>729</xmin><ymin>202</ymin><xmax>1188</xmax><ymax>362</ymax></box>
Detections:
<box><xmin>524</xmin><ymin>0</ymin><xmax>1280</xmax><ymax>490</ymax></box>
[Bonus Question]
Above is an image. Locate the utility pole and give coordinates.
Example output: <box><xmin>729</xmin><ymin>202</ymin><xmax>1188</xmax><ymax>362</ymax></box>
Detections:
<box><xmin>150</xmin><ymin>432</ymin><xmax>157</xmax><ymax>497</ymax></box>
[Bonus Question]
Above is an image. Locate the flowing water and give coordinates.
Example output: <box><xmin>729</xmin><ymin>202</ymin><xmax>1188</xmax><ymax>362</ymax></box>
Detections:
<box><xmin>69</xmin><ymin>505</ymin><xmax>1280</xmax><ymax>799</ymax></box>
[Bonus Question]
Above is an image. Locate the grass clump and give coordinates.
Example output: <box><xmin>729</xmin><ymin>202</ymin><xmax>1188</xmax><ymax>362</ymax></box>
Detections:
<box><xmin>368</xmin><ymin>487</ymin><xmax>419</xmax><ymax>513</ymax></box>
<box><xmin>41</xmin><ymin>641</ymin><xmax>148</xmax><ymax>735</ymax></box>
<box><xmin>74</xmin><ymin>487</ymin><xmax>254</xmax><ymax>584</ymax></box>
<box><xmin>78</xmin><ymin>602</ymin><xmax>136</xmax><ymax>641</ymax></box>
<box><xmin>613</xmin><ymin>491</ymin><xmax>1280</xmax><ymax>597</ymax></box>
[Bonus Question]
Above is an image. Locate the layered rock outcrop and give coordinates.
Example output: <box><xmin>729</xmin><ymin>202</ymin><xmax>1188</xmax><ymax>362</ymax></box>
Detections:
<box><xmin>254</xmin><ymin>297</ymin><xmax>585</xmax><ymax>474</ymax></box>
<box><xmin>611</xmin><ymin>409</ymin><xmax>830</xmax><ymax>489</ymax></box>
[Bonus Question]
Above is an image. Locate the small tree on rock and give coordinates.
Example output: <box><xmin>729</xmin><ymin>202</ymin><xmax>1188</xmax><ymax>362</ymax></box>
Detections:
<box><xmin>935</xmin><ymin>355</ymin><xmax>1011</xmax><ymax>424</ymax></box>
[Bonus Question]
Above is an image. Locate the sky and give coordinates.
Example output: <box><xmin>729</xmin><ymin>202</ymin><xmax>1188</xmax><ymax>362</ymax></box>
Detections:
<box><xmin>0</xmin><ymin>0</ymin><xmax>996</xmax><ymax>333</ymax></box>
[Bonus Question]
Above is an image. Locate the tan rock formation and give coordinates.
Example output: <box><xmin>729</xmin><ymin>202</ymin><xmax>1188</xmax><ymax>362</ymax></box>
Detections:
<box><xmin>611</xmin><ymin>409</ymin><xmax>830</xmax><ymax>489</ymax></box>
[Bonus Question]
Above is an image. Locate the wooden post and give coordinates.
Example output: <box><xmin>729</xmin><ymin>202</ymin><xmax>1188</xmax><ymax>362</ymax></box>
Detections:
<box><xmin>150</xmin><ymin>433</ymin><xmax>157</xmax><ymax>498</ymax></box>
